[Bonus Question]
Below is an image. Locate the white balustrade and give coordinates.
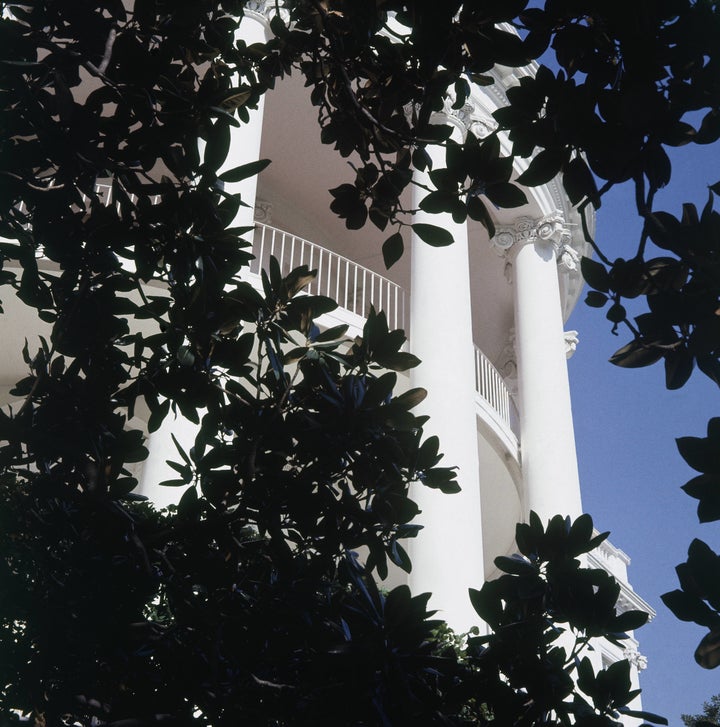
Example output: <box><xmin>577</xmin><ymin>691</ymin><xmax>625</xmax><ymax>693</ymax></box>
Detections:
<box><xmin>8</xmin><ymin>187</ymin><xmax>518</xmax><ymax>445</ymax></box>
<box><xmin>474</xmin><ymin>346</ymin><xmax>519</xmax><ymax>437</ymax></box>
<box><xmin>251</xmin><ymin>222</ymin><xmax>407</xmax><ymax>331</ymax></box>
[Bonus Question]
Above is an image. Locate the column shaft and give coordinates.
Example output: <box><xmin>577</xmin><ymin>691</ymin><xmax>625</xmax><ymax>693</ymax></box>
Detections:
<box><xmin>408</xmin><ymin>138</ymin><xmax>485</xmax><ymax>632</ymax></box>
<box><xmin>512</xmin><ymin>226</ymin><xmax>582</xmax><ymax>522</ymax></box>
<box><xmin>224</xmin><ymin>10</ymin><xmax>271</xmax><ymax>229</ymax></box>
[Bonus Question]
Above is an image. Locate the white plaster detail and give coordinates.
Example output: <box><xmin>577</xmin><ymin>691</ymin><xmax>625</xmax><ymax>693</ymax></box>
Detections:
<box><xmin>491</xmin><ymin>211</ymin><xmax>571</xmax><ymax>258</ymax></box>
<box><xmin>564</xmin><ymin>330</ymin><xmax>579</xmax><ymax>359</ymax></box>
<box><xmin>536</xmin><ymin>210</ymin><xmax>571</xmax><ymax>249</ymax></box>
<box><xmin>493</xmin><ymin>230</ymin><xmax>516</xmax><ymax>253</ymax></box>
<box><xmin>498</xmin><ymin>329</ymin><xmax>519</xmax><ymax>397</ymax></box>
<box><xmin>450</xmin><ymin>100</ymin><xmax>497</xmax><ymax>139</ymax></box>
<box><xmin>557</xmin><ymin>242</ymin><xmax>580</xmax><ymax>272</ymax></box>
<box><xmin>243</xmin><ymin>0</ymin><xmax>290</xmax><ymax>24</ymax></box>
<box><xmin>254</xmin><ymin>199</ymin><xmax>273</xmax><ymax>224</ymax></box>
<box><xmin>623</xmin><ymin>647</ymin><xmax>649</xmax><ymax>671</ymax></box>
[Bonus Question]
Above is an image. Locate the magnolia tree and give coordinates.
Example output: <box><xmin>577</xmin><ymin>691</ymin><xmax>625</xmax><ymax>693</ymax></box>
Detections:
<box><xmin>2</xmin><ymin>0</ymin><xmax>720</xmax><ymax>724</ymax></box>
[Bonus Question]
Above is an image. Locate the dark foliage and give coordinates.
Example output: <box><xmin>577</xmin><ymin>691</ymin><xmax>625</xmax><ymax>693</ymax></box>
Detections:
<box><xmin>5</xmin><ymin>0</ymin><xmax>717</xmax><ymax>723</ymax></box>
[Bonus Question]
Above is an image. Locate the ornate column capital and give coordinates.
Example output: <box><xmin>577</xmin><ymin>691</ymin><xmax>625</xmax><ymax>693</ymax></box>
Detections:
<box><xmin>443</xmin><ymin>98</ymin><xmax>498</xmax><ymax>139</ymax></box>
<box><xmin>491</xmin><ymin>210</ymin><xmax>571</xmax><ymax>257</ymax></box>
<box><xmin>244</xmin><ymin>0</ymin><xmax>290</xmax><ymax>25</ymax></box>
<box><xmin>410</xmin><ymin>96</ymin><xmax>498</xmax><ymax>141</ymax></box>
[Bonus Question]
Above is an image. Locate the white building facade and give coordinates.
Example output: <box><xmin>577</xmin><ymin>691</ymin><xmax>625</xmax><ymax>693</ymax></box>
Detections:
<box><xmin>0</xmin><ymin>2</ymin><xmax>652</xmax><ymax>721</ymax></box>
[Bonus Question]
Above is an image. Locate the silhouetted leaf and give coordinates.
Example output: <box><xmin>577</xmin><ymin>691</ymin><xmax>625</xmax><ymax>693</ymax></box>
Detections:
<box><xmin>411</xmin><ymin>223</ymin><xmax>454</xmax><ymax>247</ymax></box>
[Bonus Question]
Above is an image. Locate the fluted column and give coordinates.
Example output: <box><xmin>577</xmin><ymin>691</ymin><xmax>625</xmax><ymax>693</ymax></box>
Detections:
<box><xmin>408</xmin><ymin>114</ymin><xmax>485</xmax><ymax>632</ymax></box>
<box><xmin>492</xmin><ymin>213</ymin><xmax>582</xmax><ymax>523</ymax></box>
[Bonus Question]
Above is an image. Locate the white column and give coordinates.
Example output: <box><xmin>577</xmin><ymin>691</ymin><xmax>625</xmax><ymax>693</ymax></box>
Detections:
<box><xmin>228</xmin><ymin>6</ymin><xmax>273</xmax><ymax>228</ymax></box>
<box><xmin>139</xmin><ymin>412</ymin><xmax>199</xmax><ymax>508</ymax></box>
<box><xmin>408</xmin><ymin>117</ymin><xmax>485</xmax><ymax>633</ymax></box>
<box><xmin>200</xmin><ymin>5</ymin><xmax>273</xmax><ymax>230</ymax></box>
<box><xmin>496</xmin><ymin>213</ymin><xmax>582</xmax><ymax>523</ymax></box>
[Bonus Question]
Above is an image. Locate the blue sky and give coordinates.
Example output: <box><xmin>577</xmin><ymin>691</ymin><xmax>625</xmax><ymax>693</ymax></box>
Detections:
<box><xmin>566</xmin><ymin>142</ymin><xmax>720</xmax><ymax>724</ymax></box>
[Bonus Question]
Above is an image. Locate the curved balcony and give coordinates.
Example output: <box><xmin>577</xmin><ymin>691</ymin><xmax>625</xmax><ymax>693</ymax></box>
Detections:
<box><xmin>249</xmin><ymin>222</ymin><xmax>520</xmax><ymax>458</ymax></box>
<box><xmin>3</xmin><ymin>185</ymin><xmax>520</xmax><ymax>462</ymax></box>
<box><xmin>474</xmin><ymin>346</ymin><xmax>520</xmax><ymax>463</ymax></box>
<box><xmin>251</xmin><ymin>222</ymin><xmax>407</xmax><ymax>331</ymax></box>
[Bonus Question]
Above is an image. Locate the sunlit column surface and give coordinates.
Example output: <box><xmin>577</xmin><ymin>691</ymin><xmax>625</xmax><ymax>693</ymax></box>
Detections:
<box><xmin>494</xmin><ymin>214</ymin><xmax>582</xmax><ymax>523</ymax></box>
<box><xmin>408</xmin><ymin>114</ymin><xmax>485</xmax><ymax>633</ymax></box>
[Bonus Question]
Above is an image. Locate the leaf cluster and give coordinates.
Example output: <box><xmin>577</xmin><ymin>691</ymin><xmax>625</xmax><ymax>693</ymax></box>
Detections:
<box><xmin>466</xmin><ymin>514</ymin><xmax>662</xmax><ymax>727</ymax></box>
<box><xmin>0</xmin><ymin>1</ymin><xmax>678</xmax><ymax>723</ymax></box>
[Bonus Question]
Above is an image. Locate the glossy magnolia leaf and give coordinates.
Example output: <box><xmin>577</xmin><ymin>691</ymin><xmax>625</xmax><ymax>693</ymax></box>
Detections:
<box><xmin>219</xmin><ymin>158</ymin><xmax>271</xmax><ymax>183</ymax></box>
<box><xmin>609</xmin><ymin>339</ymin><xmax>664</xmax><ymax>368</ymax></box>
<box><xmin>382</xmin><ymin>231</ymin><xmax>404</xmax><ymax>268</ymax></box>
<box><xmin>468</xmin><ymin>584</ymin><xmax>503</xmax><ymax>626</ymax></box>
<box><xmin>419</xmin><ymin>190</ymin><xmax>458</xmax><ymax>214</ymax></box>
<box><xmin>580</xmin><ymin>257</ymin><xmax>610</xmax><ymax>292</ymax></box>
<box><xmin>661</xmin><ymin>588</ymin><xmax>717</xmax><ymax>625</ymax></box>
<box><xmin>617</xmin><ymin>707</ymin><xmax>668</xmax><ymax>725</ymax></box>
<box><xmin>697</xmin><ymin>492</ymin><xmax>720</xmax><ymax>523</ymax></box>
<box><xmin>282</xmin><ymin>265</ymin><xmax>316</xmax><ymax>299</ymax></box>
<box><xmin>658</xmin><ymin>120</ymin><xmax>696</xmax><ymax>147</ymax></box>
<box><xmin>606</xmin><ymin>302</ymin><xmax>626</xmax><ymax>323</ymax></box>
<box><xmin>466</xmin><ymin>196</ymin><xmax>495</xmax><ymax>237</ymax></box>
<box><xmin>375</xmin><ymin>350</ymin><xmax>421</xmax><ymax>372</ymax></box>
<box><xmin>516</xmin><ymin>147</ymin><xmax>567</xmax><ymax>186</ymax></box>
<box><xmin>644</xmin><ymin>142</ymin><xmax>672</xmax><ymax>189</ymax></box>
<box><xmin>148</xmin><ymin>399</ymin><xmax>171</xmax><ymax>433</ymax></box>
<box><xmin>411</xmin><ymin>222</ymin><xmax>454</xmax><ymax>247</ymax></box>
<box><xmin>681</xmin><ymin>474</ymin><xmax>720</xmax><ymax>522</ymax></box>
<box><xmin>697</xmin><ymin>353</ymin><xmax>720</xmax><ymax>387</ymax></box>
<box><xmin>494</xmin><ymin>554</ymin><xmax>537</xmax><ymax>576</ymax></box>
<box><xmin>664</xmin><ymin>346</ymin><xmax>694</xmax><ymax>390</ymax></box>
<box><xmin>677</xmin><ymin>436</ymin><xmax>720</xmax><ymax>474</ymax></box>
<box><xmin>483</xmin><ymin>182</ymin><xmax>527</xmax><ymax>208</ymax></box>
<box><xmin>312</xmin><ymin>324</ymin><xmax>349</xmax><ymax>343</ymax></box>
<box><xmin>611</xmin><ymin>609</ymin><xmax>648</xmax><ymax>633</ymax></box>
<box><xmin>392</xmin><ymin>387</ymin><xmax>427</xmax><ymax>410</ymax></box>
<box><xmin>696</xmin><ymin>109</ymin><xmax>720</xmax><ymax>145</ymax></box>
<box><xmin>421</xmin><ymin>467</ymin><xmax>460</xmax><ymax>493</ymax></box>
<box><xmin>566</xmin><ymin>155</ymin><xmax>600</xmax><ymax>206</ymax></box>
<box><xmin>695</xmin><ymin>628</ymin><xmax>720</xmax><ymax>669</ymax></box>
<box><xmin>585</xmin><ymin>291</ymin><xmax>608</xmax><ymax>308</ymax></box>
<box><xmin>362</xmin><ymin>372</ymin><xmax>397</xmax><ymax>409</ymax></box>
<box><xmin>203</xmin><ymin>121</ymin><xmax>231</xmax><ymax>172</ymax></box>
<box><xmin>389</xmin><ymin>540</ymin><xmax>412</xmax><ymax>572</ymax></box>
<box><xmin>416</xmin><ymin>435</ymin><xmax>440</xmax><ymax>469</ymax></box>
<box><xmin>567</xmin><ymin>513</ymin><xmax>594</xmax><ymax>555</ymax></box>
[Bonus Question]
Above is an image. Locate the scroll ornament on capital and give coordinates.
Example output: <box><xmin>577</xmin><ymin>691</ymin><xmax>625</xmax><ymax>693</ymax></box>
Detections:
<box><xmin>444</xmin><ymin>98</ymin><xmax>498</xmax><ymax>139</ymax></box>
<box><xmin>244</xmin><ymin>0</ymin><xmax>289</xmax><ymax>23</ymax></box>
<box><xmin>491</xmin><ymin>211</ymin><xmax>579</xmax><ymax>269</ymax></box>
